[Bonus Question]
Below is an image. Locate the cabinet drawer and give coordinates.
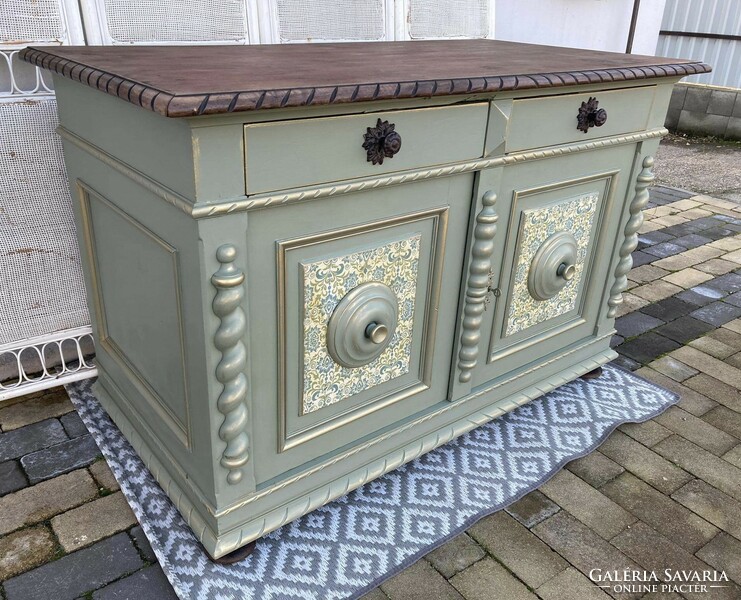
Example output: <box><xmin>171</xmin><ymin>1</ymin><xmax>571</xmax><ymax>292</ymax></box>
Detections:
<box><xmin>244</xmin><ymin>103</ymin><xmax>488</xmax><ymax>194</ymax></box>
<box><xmin>504</xmin><ymin>86</ymin><xmax>656</xmax><ymax>153</ymax></box>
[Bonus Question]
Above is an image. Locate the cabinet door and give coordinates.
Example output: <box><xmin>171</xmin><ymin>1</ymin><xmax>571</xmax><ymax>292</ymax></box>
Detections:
<box><xmin>466</xmin><ymin>145</ymin><xmax>637</xmax><ymax>388</ymax></box>
<box><xmin>245</xmin><ymin>175</ymin><xmax>474</xmax><ymax>483</ymax></box>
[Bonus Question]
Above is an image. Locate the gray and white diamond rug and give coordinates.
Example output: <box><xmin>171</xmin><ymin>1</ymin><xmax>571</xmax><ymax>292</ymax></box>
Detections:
<box><xmin>66</xmin><ymin>363</ymin><xmax>677</xmax><ymax>600</ymax></box>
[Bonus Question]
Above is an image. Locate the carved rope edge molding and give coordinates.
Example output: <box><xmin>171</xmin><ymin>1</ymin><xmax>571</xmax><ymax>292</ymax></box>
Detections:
<box><xmin>607</xmin><ymin>155</ymin><xmax>655</xmax><ymax>318</ymax></box>
<box><xmin>458</xmin><ymin>191</ymin><xmax>498</xmax><ymax>383</ymax></box>
<box><xmin>57</xmin><ymin>125</ymin><xmax>668</xmax><ymax>219</ymax></box>
<box><xmin>211</xmin><ymin>244</ymin><xmax>251</xmax><ymax>485</ymax></box>
<box><xmin>20</xmin><ymin>47</ymin><xmax>710</xmax><ymax>117</ymax></box>
<box><xmin>194</xmin><ymin>129</ymin><xmax>669</xmax><ymax>217</ymax></box>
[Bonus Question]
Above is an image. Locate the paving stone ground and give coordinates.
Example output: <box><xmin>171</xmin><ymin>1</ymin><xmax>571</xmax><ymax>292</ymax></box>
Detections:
<box><xmin>2</xmin><ymin>186</ymin><xmax>741</xmax><ymax>599</ymax></box>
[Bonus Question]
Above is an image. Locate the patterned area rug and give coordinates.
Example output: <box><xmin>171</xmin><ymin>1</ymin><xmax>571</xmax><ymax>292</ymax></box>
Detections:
<box><xmin>66</xmin><ymin>364</ymin><xmax>677</xmax><ymax>600</ymax></box>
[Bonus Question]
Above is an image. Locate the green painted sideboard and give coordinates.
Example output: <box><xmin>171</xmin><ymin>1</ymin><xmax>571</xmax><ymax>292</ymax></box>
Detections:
<box><xmin>22</xmin><ymin>41</ymin><xmax>710</xmax><ymax>559</ymax></box>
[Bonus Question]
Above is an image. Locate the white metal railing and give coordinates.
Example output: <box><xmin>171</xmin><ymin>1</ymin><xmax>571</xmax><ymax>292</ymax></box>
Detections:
<box><xmin>0</xmin><ymin>327</ymin><xmax>97</xmax><ymax>401</ymax></box>
<box><xmin>1</xmin><ymin>0</ymin><xmax>94</xmax><ymax>402</ymax></box>
<box><xmin>0</xmin><ymin>48</ymin><xmax>55</xmax><ymax>100</ymax></box>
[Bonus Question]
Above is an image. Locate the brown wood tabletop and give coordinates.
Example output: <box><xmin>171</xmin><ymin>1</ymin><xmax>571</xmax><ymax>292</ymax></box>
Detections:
<box><xmin>21</xmin><ymin>40</ymin><xmax>710</xmax><ymax>118</ymax></box>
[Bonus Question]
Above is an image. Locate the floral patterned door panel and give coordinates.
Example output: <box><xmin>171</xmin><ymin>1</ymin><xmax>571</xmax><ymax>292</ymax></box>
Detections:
<box><xmin>244</xmin><ymin>175</ymin><xmax>474</xmax><ymax>483</ymax></box>
<box><xmin>469</xmin><ymin>145</ymin><xmax>638</xmax><ymax>388</ymax></box>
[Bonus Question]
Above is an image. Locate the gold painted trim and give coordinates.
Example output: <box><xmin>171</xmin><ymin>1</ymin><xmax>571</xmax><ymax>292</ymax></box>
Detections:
<box><xmin>276</xmin><ymin>207</ymin><xmax>448</xmax><ymax>452</ymax></box>
<box><xmin>59</xmin><ymin>124</ymin><xmax>667</xmax><ymax>219</ymax></box>
<box><xmin>92</xmin><ymin>371</ymin><xmax>221</xmax><ymax>541</ymax></box>
<box><xmin>77</xmin><ymin>181</ymin><xmax>191</xmax><ymax>447</ymax></box>
<box><xmin>96</xmin><ymin>338</ymin><xmax>614</xmax><ymax>557</ymax></box>
<box><xmin>607</xmin><ymin>155</ymin><xmax>655</xmax><ymax>318</ymax></box>
<box><xmin>487</xmin><ymin>169</ymin><xmax>620</xmax><ymax>361</ymax></box>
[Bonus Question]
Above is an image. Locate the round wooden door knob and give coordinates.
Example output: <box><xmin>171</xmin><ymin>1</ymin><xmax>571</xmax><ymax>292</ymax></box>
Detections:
<box><xmin>365</xmin><ymin>322</ymin><xmax>389</xmax><ymax>345</ymax></box>
<box><xmin>327</xmin><ymin>282</ymin><xmax>399</xmax><ymax>368</ymax></box>
<box><xmin>528</xmin><ymin>231</ymin><xmax>579</xmax><ymax>301</ymax></box>
<box><xmin>557</xmin><ymin>262</ymin><xmax>576</xmax><ymax>281</ymax></box>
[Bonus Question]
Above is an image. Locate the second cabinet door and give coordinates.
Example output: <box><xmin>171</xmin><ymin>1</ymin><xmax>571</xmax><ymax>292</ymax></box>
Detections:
<box><xmin>469</xmin><ymin>144</ymin><xmax>638</xmax><ymax>388</ymax></box>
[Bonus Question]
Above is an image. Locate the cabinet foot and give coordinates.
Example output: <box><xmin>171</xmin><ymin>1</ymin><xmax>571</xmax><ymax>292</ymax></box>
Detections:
<box><xmin>580</xmin><ymin>366</ymin><xmax>603</xmax><ymax>381</ymax></box>
<box><xmin>212</xmin><ymin>541</ymin><xmax>257</xmax><ymax>564</ymax></box>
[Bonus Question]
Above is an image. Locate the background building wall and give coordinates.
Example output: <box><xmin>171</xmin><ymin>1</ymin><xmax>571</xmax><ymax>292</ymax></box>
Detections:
<box><xmin>657</xmin><ymin>0</ymin><xmax>740</xmax><ymax>89</ymax></box>
<box><xmin>657</xmin><ymin>0</ymin><xmax>740</xmax><ymax>140</ymax></box>
<box><xmin>496</xmin><ymin>0</ymin><xmax>667</xmax><ymax>54</ymax></box>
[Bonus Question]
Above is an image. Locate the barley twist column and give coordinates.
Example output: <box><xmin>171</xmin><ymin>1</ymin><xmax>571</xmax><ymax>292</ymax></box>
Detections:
<box><xmin>211</xmin><ymin>244</ymin><xmax>250</xmax><ymax>485</ymax></box>
<box><xmin>607</xmin><ymin>155</ymin><xmax>654</xmax><ymax>318</ymax></box>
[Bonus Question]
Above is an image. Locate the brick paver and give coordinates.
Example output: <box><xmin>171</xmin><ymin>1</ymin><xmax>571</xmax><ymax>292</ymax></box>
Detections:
<box><xmin>3</xmin><ymin>533</ymin><xmax>142</xmax><ymax>600</ymax></box>
<box><xmin>52</xmin><ymin>491</ymin><xmax>137</xmax><ymax>552</ymax></box>
<box><xmin>565</xmin><ymin>451</ymin><xmax>625</xmax><ymax>488</ymax></box>
<box><xmin>505</xmin><ymin>490</ymin><xmax>560</xmax><ymax>528</ymax></box>
<box><xmin>600</xmin><ymin>472</ymin><xmax>719</xmax><ymax>554</ymax></box>
<box><xmin>610</xmin><ymin>522</ymin><xmax>741</xmax><ymax>600</ymax></box>
<box><xmin>0</xmin><ymin>527</ymin><xmax>55</xmax><ymax>580</ymax></box>
<box><xmin>468</xmin><ymin>512</ymin><xmax>568</xmax><ymax>588</ymax></box>
<box><xmin>537</xmin><ymin>469</ymin><xmax>636</xmax><ymax>540</ymax></box>
<box><xmin>450</xmin><ymin>558</ymin><xmax>536</xmax><ymax>600</ymax></box>
<box><xmin>2</xmin><ymin>186</ymin><xmax>741</xmax><ymax>599</ymax></box>
<box><xmin>0</xmin><ymin>469</ymin><xmax>98</xmax><ymax>536</ymax></box>
<box><xmin>89</xmin><ymin>459</ymin><xmax>121</xmax><ymax>492</ymax></box>
<box><xmin>532</xmin><ymin>511</ymin><xmax>643</xmax><ymax>600</ymax></box>
<box><xmin>425</xmin><ymin>533</ymin><xmax>485</xmax><ymax>579</ymax></box>
<box><xmin>696</xmin><ymin>533</ymin><xmax>741</xmax><ymax>584</ymax></box>
<box><xmin>0</xmin><ymin>390</ymin><xmax>74</xmax><ymax>432</ymax></box>
<box><xmin>381</xmin><ymin>559</ymin><xmax>464</xmax><ymax>600</ymax></box>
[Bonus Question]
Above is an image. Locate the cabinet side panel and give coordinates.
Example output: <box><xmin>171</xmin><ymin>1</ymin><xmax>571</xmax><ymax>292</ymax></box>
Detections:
<box><xmin>62</xmin><ymin>142</ymin><xmax>218</xmax><ymax>510</ymax></box>
<box><xmin>79</xmin><ymin>186</ymin><xmax>190</xmax><ymax>444</ymax></box>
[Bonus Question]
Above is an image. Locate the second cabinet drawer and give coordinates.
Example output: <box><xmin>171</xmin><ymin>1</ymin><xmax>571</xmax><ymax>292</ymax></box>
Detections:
<box><xmin>504</xmin><ymin>86</ymin><xmax>656</xmax><ymax>153</ymax></box>
<box><xmin>244</xmin><ymin>103</ymin><xmax>488</xmax><ymax>194</ymax></box>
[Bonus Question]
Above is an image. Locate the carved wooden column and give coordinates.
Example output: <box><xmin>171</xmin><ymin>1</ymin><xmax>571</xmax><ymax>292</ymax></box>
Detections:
<box><xmin>211</xmin><ymin>244</ymin><xmax>250</xmax><ymax>485</ymax></box>
<box><xmin>457</xmin><ymin>191</ymin><xmax>498</xmax><ymax>383</ymax></box>
<box><xmin>607</xmin><ymin>156</ymin><xmax>654</xmax><ymax>318</ymax></box>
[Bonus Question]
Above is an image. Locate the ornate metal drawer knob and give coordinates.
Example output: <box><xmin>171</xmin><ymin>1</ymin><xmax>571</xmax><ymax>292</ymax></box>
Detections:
<box><xmin>363</xmin><ymin>118</ymin><xmax>402</xmax><ymax>165</ymax></box>
<box><xmin>577</xmin><ymin>97</ymin><xmax>608</xmax><ymax>133</ymax></box>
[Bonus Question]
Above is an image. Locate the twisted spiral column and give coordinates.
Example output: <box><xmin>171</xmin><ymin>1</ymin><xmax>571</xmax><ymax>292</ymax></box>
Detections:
<box><xmin>211</xmin><ymin>244</ymin><xmax>250</xmax><ymax>485</ymax></box>
<box><xmin>607</xmin><ymin>156</ymin><xmax>654</xmax><ymax>318</ymax></box>
<box><xmin>458</xmin><ymin>191</ymin><xmax>498</xmax><ymax>383</ymax></box>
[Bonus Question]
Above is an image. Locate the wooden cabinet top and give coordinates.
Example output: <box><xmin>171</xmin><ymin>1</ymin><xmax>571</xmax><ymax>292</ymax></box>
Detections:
<box><xmin>22</xmin><ymin>40</ymin><xmax>709</xmax><ymax>118</ymax></box>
